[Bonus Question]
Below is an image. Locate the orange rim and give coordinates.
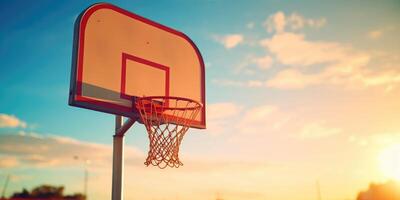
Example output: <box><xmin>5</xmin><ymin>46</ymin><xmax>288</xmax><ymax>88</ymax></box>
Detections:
<box><xmin>135</xmin><ymin>96</ymin><xmax>203</xmax><ymax>111</ymax></box>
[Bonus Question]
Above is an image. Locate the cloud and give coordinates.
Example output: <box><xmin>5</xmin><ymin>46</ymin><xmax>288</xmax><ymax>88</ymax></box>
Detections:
<box><xmin>0</xmin><ymin>132</ymin><xmax>143</xmax><ymax>168</ymax></box>
<box><xmin>0</xmin><ymin>156</ymin><xmax>19</xmax><ymax>168</ymax></box>
<box><xmin>214</xmin><ymin>71</ymin><xmax>320</xmax><ymax>89</ymax></box>
<box><xmin>300</xmin><ymin>121</ymin><xmax>341</xmax><ymax>139</ymax></box>
<box><xmin>213</xmin><ymin>79</ymin><xmax>267</xmax><ymax>88</ymax></box>
<box><xmin>267</xmin><ymin>65</ymin><xmax>400</xmax><ymax>91</ymax></box>
<box><xmin>216</xmin><ymin>31</ymin><xmax>400</xmax><ymax>90</ymax></box>
<box><xmin>0</xmin><ymin>131</ymin><xmax>286</xmax><ymax>200</ymax></box>
<box><xmin>247</xmin><ymin>22</ymin><xmax>255</xmax><ymax>29</ymax></box>
<box><xmin>366</xmin><ymin>26</ymin><xmax>396</xmax><ymax>40</ymax></box>
<box><xmin>214</xmin><ymin>12</ymin><xmax>326</xmax><ymax>75</ymax></box>
<box><xmin>202</xmin><ymin>100</ymin><xmax>355</xmax><ymax>144</ymax></box>
<box><xmin>212</xmin><ymin>79</ymin><xmax>247</xmax><ymax>87</ymax></box>
<box><xmin>266</xmin><ymin>69</ymin><xmax>321</xmax><ymax>89</ymax></box>
<box><xmin>208</xmin><ymin>102</ymin><xmax>241</xmax><ymax>121</ymax></box>
<box><xmin>215</xmin><ymin>34</ymin><xmax>244</xmax><ymax>49</ymax></box>
<box><xmin>230</xmin><ymin>54</ymin><xmax>274</xmax><ymax>75</ymax></box>
<box><xmin>260</xmin><ymin>32</ymin><xmax>350</xmax><ymax>67</ymax></box>
<box><xmin>264</xmin><ymin>11</ymin><xmax>286</xmax><ymax>33</ymax></box>
<box><xmin>288</xmin><ymin>13</ymin><xmax>326</xmax><ymax>30</ymax></box>
<box><xmin>262</xmin><ymin>32</ymin><xmax>400</xmax><ymax>89</ymax></box>
<box><xmin>207</xmin><ymin>102</ymin><xmax>242</xmax><ymax>135</ymax></box>
<box><xmin>264</xmin><ymin>11</ymin><xmax>326</xmax><ymax>33</ymax></box>
<box><xmin>9</xmin><ymin>174</ymin><xmax>33</xmax><ymax>182</ymax></box>
<box><xmin>253</xmin><ymin>56</ymin><xmax>273</xmax><ymax>70</ymax></box>
<box><xmin>0</xmin><ymin>114</ymin><xmax>27</xmax><ymax>128</ymax></box>
<box><xmin>238</xmin><ymin>105</ymin><xmax>278</xmax><ymax>134</ymax></box>
<box><xmin>203</xmin><ymin>102</ymin><xmax>302</xmax><ymax>141</ymax></box>
<box><xmin>367</xmin><ymin>30</ymin><xmax>383</xmax><ymax>39</ymax></box>
<box><xmin>220</xmin><ymin>11</ymin><xmax>389</xmax><ymax>91</ymax></box>
<box><xmin>236</xmin><ymin>105</ymin><xmax>292</xmax><ymax>134</ymax></box>
<box><xmin>348</xmin><ymin>132</ymin><xmax>400</xmax><ymax>147</ymax></box>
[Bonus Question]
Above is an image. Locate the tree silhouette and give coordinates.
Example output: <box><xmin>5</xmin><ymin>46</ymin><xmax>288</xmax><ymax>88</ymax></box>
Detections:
<box><xmin>357</xmin><ymin>180</ymin><xmax>400</xmax><ymax>200</ymax></box>
<box><xmin>64</xmin><ymin>193</ymin><xmax>85</xmax><ymax>200</ymax></box>
<box><xmin>10</xmin><ymin>188</ymin><xmax>30</xmax><ymax>198</ymax></box>
<box><xmin>9</xmin><ymin>184</ymin><xmax>85</xmax><ymax>200</ymax></box>
<box><xmin>30</xmin><ymin>185</ymin><xmax>64</xmax><ymax>198</ymax></box>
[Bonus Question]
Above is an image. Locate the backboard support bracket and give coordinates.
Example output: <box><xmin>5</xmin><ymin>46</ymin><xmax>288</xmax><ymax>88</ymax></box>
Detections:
<box><xmin>112</xmin><ymin>116</ymin><xmax>136</xmax><ymax>200</ymax></box>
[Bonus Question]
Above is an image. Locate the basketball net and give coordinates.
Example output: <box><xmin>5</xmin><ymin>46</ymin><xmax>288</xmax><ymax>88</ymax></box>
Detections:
<box><xmin>135</xmin><ymin>96</ymin><xmax>202</xmax><ymax>169</ymax></box>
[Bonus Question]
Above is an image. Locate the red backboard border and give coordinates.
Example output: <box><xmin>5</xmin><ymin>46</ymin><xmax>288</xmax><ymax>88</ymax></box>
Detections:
<box><xmin>69</xmin><ymin>3</ymin><xmax>206</xmax><ymax>129</ymax></box>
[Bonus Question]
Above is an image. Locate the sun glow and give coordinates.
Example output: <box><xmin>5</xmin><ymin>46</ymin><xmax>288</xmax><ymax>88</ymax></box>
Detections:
<box><xmin>379</xmin><ymin>144</ymin><xmax>400</xmax><ymax>180</ymax></box>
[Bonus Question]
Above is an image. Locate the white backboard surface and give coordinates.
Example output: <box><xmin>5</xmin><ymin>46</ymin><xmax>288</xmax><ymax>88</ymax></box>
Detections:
<box><xmin>69</xmin><ymin>3</ymin><xmax>206</xmax><ymax>128</ymax></box>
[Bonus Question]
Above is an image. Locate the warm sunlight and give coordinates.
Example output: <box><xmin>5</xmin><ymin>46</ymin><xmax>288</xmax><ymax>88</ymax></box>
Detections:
<box><xmin>1</xmin><ymin>1</ymin><xmax>400</xmax><ymax>200</ymax></box>
<box><xmin>380</xmin><ymin>144</ymin><xmax>400</xmax><ymax>181</ymax></box>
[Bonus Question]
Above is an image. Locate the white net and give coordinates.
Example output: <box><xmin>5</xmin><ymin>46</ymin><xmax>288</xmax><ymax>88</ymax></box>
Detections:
<box><xmin>135</xmin><ymin>96</ymin><xmax>202</xmax><ymax>169</ymax></box>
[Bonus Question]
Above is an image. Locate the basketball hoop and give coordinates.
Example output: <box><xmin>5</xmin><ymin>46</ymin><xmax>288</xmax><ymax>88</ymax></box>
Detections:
<box><xmin>135</xmin><ymin>96</ymin><xmax>202</xmax><ymax>169</ymax></box>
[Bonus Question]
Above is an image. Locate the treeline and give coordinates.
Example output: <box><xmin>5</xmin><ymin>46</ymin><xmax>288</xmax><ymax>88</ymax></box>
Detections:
<box><xmin>357</xmin><ymin>180</ymin><xmax>400</xmax><ymax>200</ymax></box>
<box><xmin>4</xmin><ymin>185</ymin><xmax>85</xmax><ymax>200</ymax></box>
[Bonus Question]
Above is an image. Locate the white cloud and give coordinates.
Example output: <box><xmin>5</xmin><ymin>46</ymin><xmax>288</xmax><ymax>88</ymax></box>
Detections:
<box><xmin>305</xmin><ymin>17</ymin><xmax>326</xmax><ymax>29</ymax></box>
<box><xmin>213</xmin><ymin>79</ymin><xmax>267</xmax><ymax>88</ymax></box>
<box><xmin>358</xmin><ymin>71</ymin><xmax>400</xmax><ymax>87</ymax></box>
<box><xmin>0</xmin><ymin>132</ymin><xmax>143</xmax><ymax>168</ymax></box>
<box><xmin>348</xmin><ymin>132</ymin><xmax>400</xmax><ymax>147</ymax></box>
<box><xmin>300</xmin><ymin>121</ymin><xmax>341</xmax><ymax>139</ymax></box>
<box><xmin>212</xmin><ymin>79</ymin><xmax>247</xmax><ymax>87</ymax></box>
<box><xmin>264</xmin><ymin>12</ymin><xmax>326</xmax><ymax>33</ymax></box>
<box><xmin>240</xmin><ymin>105</ymin><xmax>277</xmax><ymax>125</ymax></box>
<box><xmin>0</xmin><ymin>114</ymin><xmax>27</xmax><ymax>128</ymax></box>
<box><xmin>366</xmin><ymin>26</ymin><xmax>397</xmax><ymax>40</ymax></box>
<box><xmin>207</xmin><ymin>102</ymin><xmax>242</xmax><ymax>135</ymax></box>
<box><xmin>247</xmin><ymin>80</ymin><xmax>264</xmax><ymax>87</ymax></box>
<box><xmin>287</xmin><ymin>13</ymin><xmax>305</xmax><ymax>30</ymax></box>
<box><xmin>204</xmin><ymin>102</ymin><xmax>299</xmax><ymax>140</ymax></box>
<box><xmin>253</xmin><ymin>56</ymin><xmax>273</xmax><ymax>70</ymax></box>
<box><xmin>9</xmin><ymin>174</ymin><xmax>33</xmax><ymax>182</ymax></box>
<box><xmin>264</xmin><ymin>11</ymin><xmax>286</xmax><ymax>33</ymax></box>
<box><xmin>0</xmin><ymin>156</ymin><xmax>19</xmax><ymax>168</ymax></box>
<box><xmin>0</xmin><ymin>130</ymin><xmax>287</xmax><ymax>200</ymax></box>
<box><xmin>228</xmin><ymin>103</ymin><xmax>344</xmax><ymax>142</ymax></box>
<box><xmin>262</xmin><ymin>32</ymin><xmax>400</xmax><ymax>90</ymax></box>
<box><xmin>215</xmin><ymin>34</ymin><xmax>244</xmax><ymax>49</ymax></box>
<box><xmin>247</xmin><ymin>22</ymin><xmax>255</xmax><ymax>29</ymax></box>
<box><xmin>260</xmin><ymin>32</ymin><xmax>349</xmax><ymax>67</ymax></box>
<box><xmin>367</xmin><ymin>30</ymin><xmax>383</xmax><ymax>39</ymax></box>
<box><xmin>214</xmin><ymin>72</ymin><xmax>321</xmax><ymax>89</ymax></box>
<box><xmin>231</xmin><ymin>54</ymin><xmax>274</xmax><ymax>75</ymax></box>
<box><xmin>254</xmin><ymin>19</ymin><xmax>399</xmax><ymax>90</ymax></box>
<box><xmin>236</xmin><ymin>105</ymin><xmax>292</xmax><ymax>134</ymax></box>
<box><xmin>266</xmin><ymin>69</ymin><xmax>321</xmax><ymax>89</ymax></box>
<box><xmin>217</xmin><ymin>31</ymin><xmax>400</xmax><ymax>90</ymax></box>
<box><xmin>208</xmin><ymin>102</ymin><xmax>241</xmax><ymax>120</ymax></box>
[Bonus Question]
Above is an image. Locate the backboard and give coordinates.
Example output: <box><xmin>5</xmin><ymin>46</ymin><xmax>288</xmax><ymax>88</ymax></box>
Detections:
<box><xmin>69</xmin><ymin>3</ymin><xmax>206</xmax><ymax>129</ymax></box>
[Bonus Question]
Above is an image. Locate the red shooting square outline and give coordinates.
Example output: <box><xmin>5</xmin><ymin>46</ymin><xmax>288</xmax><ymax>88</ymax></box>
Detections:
<box><xmin>120</xmin><ymin>53</ymin><xmax>170</xmax><ymax>100</ymax></box>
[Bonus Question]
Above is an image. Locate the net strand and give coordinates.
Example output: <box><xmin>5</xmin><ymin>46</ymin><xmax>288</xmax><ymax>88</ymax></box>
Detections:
<box><xmin>135</xmin><ymin>96</ymin><xmax>202</xmax><ymax>169</ymax></box>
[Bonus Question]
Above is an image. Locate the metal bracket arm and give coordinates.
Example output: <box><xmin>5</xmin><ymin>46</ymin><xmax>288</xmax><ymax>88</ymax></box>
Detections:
<box><xmin>115</xmin><ymin>117</ymin><xmax>136</xmax><ymax>136</ymax></box>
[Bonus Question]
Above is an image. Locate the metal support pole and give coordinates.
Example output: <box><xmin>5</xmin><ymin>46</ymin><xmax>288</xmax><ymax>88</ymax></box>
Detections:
<box><xmin>84</xmin><ymin>167</ymin><xmax>88</xmax><ymax>199</ymax></box>
<box><xmin>1</xmin><ymin>174</ymin><xmax>10</xmax><ymax>199</ymax></box>
<box><xmin>112</xmin><ymin>116</ymin><xmax>124</xmax><ymax>200</ymax></box>
<box><xmin>316</xmin><ymin>180</ymin><xmax>322</xmax><ymax>200</ymax></box>
<box><xmin>73</xmin><ymin>156</ymin><xmax>90</xmax><ymax>199</ymax></box>
<box><xmin>111</xmin><ymin>116</ymin><xmax>135</xmax><ymax>200</ymax></box>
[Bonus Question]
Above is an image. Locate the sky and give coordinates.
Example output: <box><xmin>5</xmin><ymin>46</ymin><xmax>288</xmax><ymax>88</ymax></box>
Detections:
<box><xmin>0</xmin><ymin>0</ymin><xmax>400</xmax><ymax>199</ymax></box>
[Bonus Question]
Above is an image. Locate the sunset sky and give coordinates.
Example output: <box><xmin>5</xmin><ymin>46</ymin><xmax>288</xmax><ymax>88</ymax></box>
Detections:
<box><xmin>1</xmin><ymin>0</ymin><xmax>400</xmax><ymax>199</ymax></box>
